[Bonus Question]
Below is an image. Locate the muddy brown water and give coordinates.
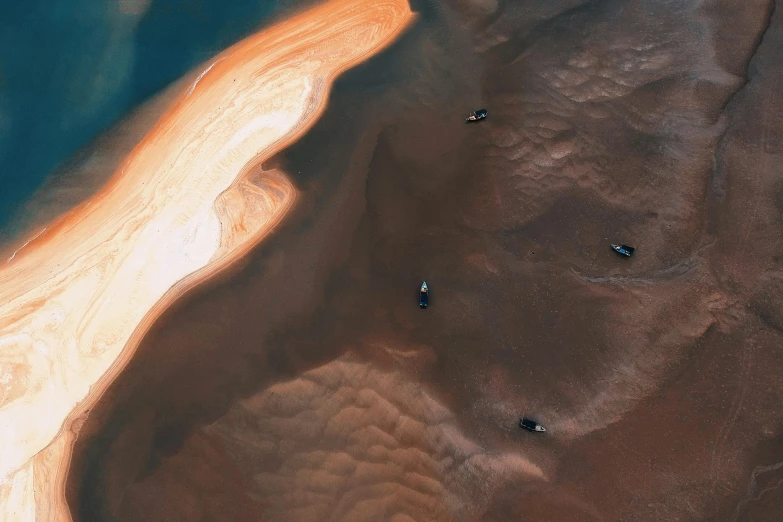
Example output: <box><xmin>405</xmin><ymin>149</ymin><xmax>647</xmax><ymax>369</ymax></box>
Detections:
<box><xmin>67</xmin><ymin>0</ymin><xmax>783</xmax><ymax>520</ymax></box>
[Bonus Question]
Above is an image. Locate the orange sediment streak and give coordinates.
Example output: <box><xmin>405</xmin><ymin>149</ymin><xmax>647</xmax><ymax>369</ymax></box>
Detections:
<box><xmin>0</xmin><ymin>1</ymin><xmax>415</xmax><ymax>520</ymax></box>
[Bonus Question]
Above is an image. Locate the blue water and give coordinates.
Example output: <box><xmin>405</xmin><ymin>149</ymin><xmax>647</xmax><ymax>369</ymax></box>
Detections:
<box><xmin>0</xmin><ymin>0</ymin><xmax>308</xmax><ymax>242</ymax></box>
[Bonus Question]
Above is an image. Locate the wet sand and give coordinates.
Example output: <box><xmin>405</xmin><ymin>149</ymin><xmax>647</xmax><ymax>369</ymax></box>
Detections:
<box><xmin>0</xmin><ymin>1</ymin><xmax>413</xmax><ymax>520</ymax></box>
<box><xmin>63</xmin><ymin>0</ymin><xmax>783</xmax><ymax>521</ymax></box>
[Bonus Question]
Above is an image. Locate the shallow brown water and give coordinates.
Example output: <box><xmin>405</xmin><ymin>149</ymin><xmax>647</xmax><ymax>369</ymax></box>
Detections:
<box><xmin>67</xmin><ymin>0</ymin><xmax>783</xmax><ymax>520</ymax></box>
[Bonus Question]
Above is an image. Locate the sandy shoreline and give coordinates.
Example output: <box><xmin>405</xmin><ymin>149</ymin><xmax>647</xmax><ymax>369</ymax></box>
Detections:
<box><xmin>61</xmin><ymin>0</ymin><xmax>783</xmax><ymax>519</ymax></box>
<box><xmin>0</xmin><ymin>1</ymin><xmax>414</xmax><ymax>520</ymax></box>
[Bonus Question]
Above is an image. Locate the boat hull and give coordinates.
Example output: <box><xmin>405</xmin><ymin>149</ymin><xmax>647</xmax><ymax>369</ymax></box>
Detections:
<box><xmin>465</xmin><ymin>109</ymin><xmax>487</xmax><ymax>123</ymax></box>
<box><xmin>519</xmin><ymin>418</ymin><xmax>546</xmax><ymax>432</ymax></box>
<box><xmin>611</xmin><ymin>244</ymin><xmax>635</xmax><ymax>257</ymax></box>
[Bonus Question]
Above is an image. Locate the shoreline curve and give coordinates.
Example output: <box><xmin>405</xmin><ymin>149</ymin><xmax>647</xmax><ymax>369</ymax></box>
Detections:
<box><xmin>0</xmin><ymin>1</ymin><xmax>415</xmax><ymax>520</ymax></box>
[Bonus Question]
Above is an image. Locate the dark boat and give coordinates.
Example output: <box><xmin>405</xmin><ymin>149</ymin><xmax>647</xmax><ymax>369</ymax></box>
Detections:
<box><xmin>419</xmin><ymin>282</ymin><xmax>429</xmax><ymax>309</ymax></box>
<box><xmin>519</xmin><ymin>417</ymin><xmax>546</xmax><ymax>432</ymax></box>
<box><xmin>465</xmin><ymin>108</ymin><xmax>487</xmax><ymax>123</ymax></box>
<box><xmin>611</xmin><ymin>244</ymin><xmax>635</xmax><ymax>257</ymax></box>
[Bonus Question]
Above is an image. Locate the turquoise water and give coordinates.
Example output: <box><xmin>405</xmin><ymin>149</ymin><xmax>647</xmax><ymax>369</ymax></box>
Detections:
<box><xmin>0</xmin><ymin>0</ymin><xmax>307</xmax><ymax>243</ymax></box>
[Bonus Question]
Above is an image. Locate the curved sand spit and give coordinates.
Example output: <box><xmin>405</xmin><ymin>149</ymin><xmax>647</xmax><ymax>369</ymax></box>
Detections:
<box><xmin>0</xmin><ymin>1</ymin><xmax>414</xmax><ymax>520</ymax></box>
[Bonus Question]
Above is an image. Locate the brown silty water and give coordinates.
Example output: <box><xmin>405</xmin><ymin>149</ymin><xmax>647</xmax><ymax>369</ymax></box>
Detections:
<box><xmin>66</xmin><ymin>0</ymin><xmax>783</xmax><ymax>520</ymax></box>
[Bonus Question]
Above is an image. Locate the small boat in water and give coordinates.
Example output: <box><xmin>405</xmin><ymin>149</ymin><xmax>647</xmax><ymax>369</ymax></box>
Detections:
<box><xmin>465</xmin><ymin>108</ymin><xmax>487</xmax><ymax>123</ymax></box>
<box><xmin>519</xmin><ymin>417</ymin><xmax>546</xmax><ymax>432</ymax></box>
<box><xmin>419</xmin><ymin>282</ymin><xmax>429</xmax><ymax>309</ymax></box>
<box><xmin>611</xmin><ymin>244</ymin><xmax>635</xmax><ymax>257</ymax></box>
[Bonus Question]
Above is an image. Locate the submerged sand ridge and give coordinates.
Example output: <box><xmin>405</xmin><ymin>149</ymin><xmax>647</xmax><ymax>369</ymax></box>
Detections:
<box><xmin>0</xmin><ymin>0</ymin><xmax>414</xmax><ymax>520</ymax></box>
<box><xmin>62</xmin><ymin>0</ymin><xmax>783</xmax><ymax>519</ymax></box>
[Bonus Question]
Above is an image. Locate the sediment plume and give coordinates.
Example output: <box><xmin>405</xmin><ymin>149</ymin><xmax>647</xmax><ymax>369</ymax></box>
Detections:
<box><xmin>64</xmin><ymin>0</ymin><xmax>783</xmax><ymax>520</ymax></box>
<box><xmin>0</xmin><ymin>0</ymin><xmax>414</xmax><ymax>520</ymax></box>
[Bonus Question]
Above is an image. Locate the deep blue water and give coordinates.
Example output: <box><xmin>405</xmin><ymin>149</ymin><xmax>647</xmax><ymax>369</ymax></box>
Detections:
<box><xmin>0</xmin><ymin>0</ymin><xmax>307</xmax><ymax>241</ymax></box>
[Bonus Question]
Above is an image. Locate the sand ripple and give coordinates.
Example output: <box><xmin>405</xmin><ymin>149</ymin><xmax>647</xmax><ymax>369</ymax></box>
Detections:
<box><xmin>0</xmin><ymin>0</ymin><xmax>414</xmax><ymax>520</ymax></box>
<box><xmin>204</xmin><ymin>357</ymin><xmax>545</xmax><ymax>522</ymax></box>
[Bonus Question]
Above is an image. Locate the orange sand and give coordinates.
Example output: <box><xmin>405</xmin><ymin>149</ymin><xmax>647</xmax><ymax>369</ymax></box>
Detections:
<box><xmin>0</xmin><ymin>1</ymin><xmax>414</xmax><ymax>520</ymax></box>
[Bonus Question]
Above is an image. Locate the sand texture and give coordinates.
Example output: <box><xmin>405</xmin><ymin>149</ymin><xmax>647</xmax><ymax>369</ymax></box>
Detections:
<box><xmin>6</xmin><ymin>0</ymin><xmax>774</xmax><ymax>520</ymax></box>
<box><xmin>0</xmin><ymin>0</ymin><xmax>414</xmax><ymax>520</ymax></box>
<box><xmin>63</xmin><ymin>0</ymin><xmax>783</xmax><ymax>520</ymax></box>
